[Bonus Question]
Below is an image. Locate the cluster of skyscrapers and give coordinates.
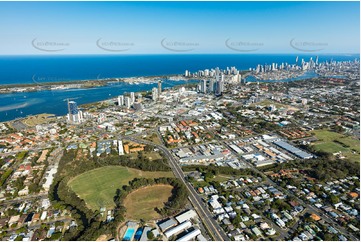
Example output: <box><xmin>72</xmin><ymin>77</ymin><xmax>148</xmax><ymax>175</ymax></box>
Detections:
<box><xmin>253</xmin><ymin>56</ymin><xmax>320</xmax><ymax>73</ymax></box>
<box><xmin>118</xmin><ymin>91</ymin><xmax>144</xmax><ymax>110</ymax></box>
<box><xmin>198</xmin><ymin>67</ymin><xmax>225</xmax><ymax>96</ymax></box>
<box><xmin>66</xmin><ymin>80</ymin><xmax>163</xmax><ymax>123</ymax></box>
<box><xmin>185</xmin><ymin>66</ymin><xmax>240</xmax><ymax>78</ymax></box>
<box><xmin>117</xmin><ymin>92</ymin><xmax>137</xmax><ymax>109</ymax></box>
<box><xmin>117</xmin><ymin>80</ymin><xmax>162</xmax><ymax>110</ymax></box>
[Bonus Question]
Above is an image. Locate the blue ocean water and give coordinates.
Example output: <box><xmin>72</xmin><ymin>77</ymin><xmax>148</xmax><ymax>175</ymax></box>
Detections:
<box><xmin>0</xmin><ymin>54</ymin><xmax>358</xmax><ymax>85</ymax></box>
<box><xmin>0</xmin><ymin>54</ymin><xmax>358</xmax><ymax>122</ymax></box>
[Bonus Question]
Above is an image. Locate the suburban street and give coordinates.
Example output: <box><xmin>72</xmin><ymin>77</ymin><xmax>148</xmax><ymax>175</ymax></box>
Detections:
<box><xmin>221</xmin><ymin>139</ymin><xmax>359</xmax><ymax>241</ymax></box>
<box><xmin>0</xmin><ymin>193</ymin><xmax>48</xmax><ymax>206</ymax></box>
<box><xmin>123</xmin><ymin>136</ymin><xmax>229</xmax><ymax>241</ymax></box>
<box><xmin>126</xmin><ymin>126</ymin><xmax>358</xmax><ymax>241</ymax></box>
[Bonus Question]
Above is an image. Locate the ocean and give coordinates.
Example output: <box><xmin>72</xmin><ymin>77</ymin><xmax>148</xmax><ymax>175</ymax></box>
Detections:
<box><xmin>0</xmin><ymin>54</ymin><xmax>358</xmax><ymax>122</ymax></box>
<box><xmin>1</xmin><ymin>54</ymin><xmax>358</xmax><ymax>85</ymax></box>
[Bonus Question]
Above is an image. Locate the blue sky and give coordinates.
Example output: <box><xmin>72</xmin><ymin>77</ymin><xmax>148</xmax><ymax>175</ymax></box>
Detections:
<box><xmin>0</xmin><ymin>1</ymin><xmax>359</xmax><ymax>55</ymax></box>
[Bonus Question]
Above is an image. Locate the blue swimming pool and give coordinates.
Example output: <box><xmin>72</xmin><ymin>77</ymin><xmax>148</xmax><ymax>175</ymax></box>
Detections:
<box><xmin>123</xmin><ymin>228</ymin><xmax>135</xmax><ymax>241</ymax></box>
<box><xmin>134</xmin><ymin>228</ymin><xmax>143</xmax><ymax>241</ymax></box>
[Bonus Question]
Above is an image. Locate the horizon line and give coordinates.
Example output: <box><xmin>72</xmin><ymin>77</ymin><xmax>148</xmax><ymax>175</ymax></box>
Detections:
<box><xmin>0</xmin><ymin>53</ymin><xmax>360</xmax><ymax>57</ymax></box>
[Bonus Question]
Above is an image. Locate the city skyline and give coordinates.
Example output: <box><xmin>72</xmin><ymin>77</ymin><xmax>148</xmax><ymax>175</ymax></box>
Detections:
<box><xmin>0</xmin><ymin>1</ymin><xmax>359</xmax><ymax>55</ymax></box>
<box><xmin>0</xmin><ymin>2</ymin><xmax>360</xmax><ymax>241</ymax></box>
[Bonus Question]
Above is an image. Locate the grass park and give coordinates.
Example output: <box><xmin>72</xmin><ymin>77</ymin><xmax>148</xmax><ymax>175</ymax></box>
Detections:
<box><xmin>123</xmin><ymin>185</ymin><xmax>173</xmax><ymax>221</ymax></box>
<box><xmin>68</xmin><ymin>166</ymin><xmax>174</xmax><ymax>211</ymax></box>
<box><xmin>21</xmin><ymin>113</ymin><xmax>56</xmax><ymax>126</ymax></box>
<box><xmin>311</xmin><ymin>129</ymin><xmax>360</xmax><ymax>162</ymax></box>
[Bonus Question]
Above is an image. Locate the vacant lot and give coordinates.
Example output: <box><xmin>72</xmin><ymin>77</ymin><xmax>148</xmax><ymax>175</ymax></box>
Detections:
<box><xmin>22</xmin><ymin>113</ymin><xmax>55</xmax><ymax>126</ymax></box>
<box><xmin>68</xmin><ymin>166</ymin><xmax>174</xmax><ymax>210</ymax></box>
<box><xmin>123</xmin><ymin>185</ymin><xmax>173</xmax><ymax>221</ymax></box>
<box><xmin>312</xmin><ymin>130</ymin><xmax>360</xmax><ymax>162</ymax></box>
<box><xmin>144</xmin><ymin>133</ymin><xmax>163</xmax><ymax>145</ymax></box>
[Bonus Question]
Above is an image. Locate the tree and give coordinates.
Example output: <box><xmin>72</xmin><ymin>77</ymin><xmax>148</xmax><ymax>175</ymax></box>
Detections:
<box><xmin>14</xmin><ymin>235</ymin><xmax>23</xmax><ymax>241</ymax></box>
<box><xmin>232</xmin><ymin>214</ymin><xmax>241</xmax><ymax>226</ymax></box>
<box><xmin>49</xmin><ymin>232</ymin><xmax>62</xmax><ymax>240</ymax></box>
<box><xmin>329</xmin><ymin>194</ymin><xmax>340</xmax><ymax>204</ymax></box>
<box><xmin>0</xmin><ymin>169</ymin><xmax>13</xmax><ymax>186</ymax></box>
<box><xmin>204</xmin><ymin>172</ymin><xmax>214</xmax><ymax>182</ymax></box>
<box><xmin>147</xmin><ymin>231</ymin><xmax>155</xmax><ymax>240</ymax></box>
<box><xmin>29</xmin><ymin>183</ymin><xmax>40</xmax><ymax>193</ymax></box>
<box><xmin>16</xmin><ymin>227</ymin><xmax>27</xmax><ymax>234</ymax></box>
<box><xmin>40</xmin><ymin>223</ymin><xmax>48</xmax><ymax>230</ymax></box>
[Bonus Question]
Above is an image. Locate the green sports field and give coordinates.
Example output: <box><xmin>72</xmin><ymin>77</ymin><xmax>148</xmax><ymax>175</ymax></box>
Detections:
<box><xmin>68</xmin><ymin>166</ymin><xmax>174</xmax><ymax>210</ymax></box>
<box><xmin>312</xmin><ymin>130</ymin><xmax>360</xmax><ymax>162</ymax></box>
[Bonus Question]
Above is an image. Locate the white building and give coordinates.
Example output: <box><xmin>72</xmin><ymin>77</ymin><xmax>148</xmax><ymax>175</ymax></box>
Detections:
<box><xmin>176</xmin><ymin>229</ymin><xmax>201</xmax><ymax>241</ymax></box>
<box><xmin>175</xmin><ymin>210</ymin><xmax>198</xmax><ymax>223</ymax></box>
<box><xmin>118</xmin><ymin>140</ymin><xmax>124</xmax><ymax>155</ymax></box>
<box><xmin>40</xmin><ymin>211</ymin><xmax>47</xmax><ymax>221</ymax></box>
<box><xmin>152</xmin><ymin>87</ymin><xmax>158</xmax><ymax>101</ymax></box>
<box><xmin>164</xmin><ymin>221</ymin><xmax>192</xmax><ymax>238</ymax></box>
<box><xmin>118</xmin><ymin>95</ymin><xmax>124</xmax><ymax>106</ymax></box>
<box><xmin>125</xmin><ymin>97</ymin><xmax>132</xmax><ymax>109</ymax></box>
<box><xmin>130</xmin><ymin>92</ymin><xmax>135</xmax><ymax>104</ymax></box>
<box><xmin>200</xmin><ymin>80</ymin><xmax>207</xmax><ymax>93</ymax></box>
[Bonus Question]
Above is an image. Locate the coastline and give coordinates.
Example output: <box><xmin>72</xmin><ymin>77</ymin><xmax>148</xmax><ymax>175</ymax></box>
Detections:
<box><xmin>0</xmin><ymin>78</ymin><xmax>199</xmax><ymax>123</ymax></box>
<box><xmin>0</xmin><ymin>81</ymin><xmax>199</xmax><ymax>127</ymax></box>
<box><xmin>0</xmin><ymin>74</ymin><xmax>190</xmax><ymax>94</ymax></box>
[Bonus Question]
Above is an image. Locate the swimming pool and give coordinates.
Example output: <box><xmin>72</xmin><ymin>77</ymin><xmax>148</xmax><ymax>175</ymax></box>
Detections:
<box><xmin>134</xmin><ymin>228</ymin><xmax>143</xmax><ymax>241</ymax></box>
<box><xmin>123</xmin><ymin>228</ymin><xmax>135</xmax><ymax>241</ymax></box>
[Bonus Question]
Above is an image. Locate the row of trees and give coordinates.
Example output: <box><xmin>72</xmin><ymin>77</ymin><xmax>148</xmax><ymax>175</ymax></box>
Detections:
<box><xmin>48</xmin><ymin>149</ymin><xmax>119</xmax><ymax>240</ymax></box>
<box><xmin>101</xmin><ymin>153</ymin><xmax>171</xmax><ymax>172</ymax></box>
<box><xmin>258</xmin><ymin>156</ymin><xmax>359</xmax><ymax>182</ymax></box>
<box><xmin>114</xmin><ymin>177</ymin><xmax>188</xmax><ymax>217</ymax></box>
<box><xmin>182</xmin><ymin>164</ymin><xmax>259</xmax><ymax>177</ymax></box>
<box><xmin>306</xmin><ymin>158</ymin><xmax>359</xmax><ymax>181</ymax></box>
<box><xmin>47</xmin><ymin>147</ymin><xmax>183</xmax><ymax>240</ymax></box>
<box><xmin>58</xmin><ymin>147</ymin><xmax>171</xmax><ymax>179</ymax></box>
<box><xmin>0</xmin><ymin>168</ymin><xmax>13</xmax><ymax>187</ymax></box>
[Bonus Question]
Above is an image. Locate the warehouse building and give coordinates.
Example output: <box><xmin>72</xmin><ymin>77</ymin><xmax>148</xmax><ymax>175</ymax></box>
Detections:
<box><xmin>164</xmin><ymin>221</ymin><xmax>192</xmax><ymax>238</ymax></box>
<box><xmin>176</xmin><ymin>228</ymin><xmax>201</xmax><ymax>241</ymax></box>
<box><xmin>175</xmin><ymin>209</ymin><xmax>198</xmax><ymax>224</ymax></box>
<box><xmin>158</xmin><ymin>218</ymin><xmax>178</xmax><ymax>232</ymax></box>
<box><xmin>273</xmin><ymin>140</ymin><xmax>313</xmax><ymax>159</ymax></box>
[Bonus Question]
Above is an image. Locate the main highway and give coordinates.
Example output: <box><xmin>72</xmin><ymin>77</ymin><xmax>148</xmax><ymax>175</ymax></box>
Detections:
<box><xmin>123</xmin><ymin>136</ymin><xmax>229</xmax><ymax>241</ymax></box>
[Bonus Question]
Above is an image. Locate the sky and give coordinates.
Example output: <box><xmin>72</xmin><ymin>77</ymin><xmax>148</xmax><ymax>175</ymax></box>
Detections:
<box><xmin>0</xmin><ymin>1</ymin><xmax>359</xmax><ymax>55</ymax></box>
